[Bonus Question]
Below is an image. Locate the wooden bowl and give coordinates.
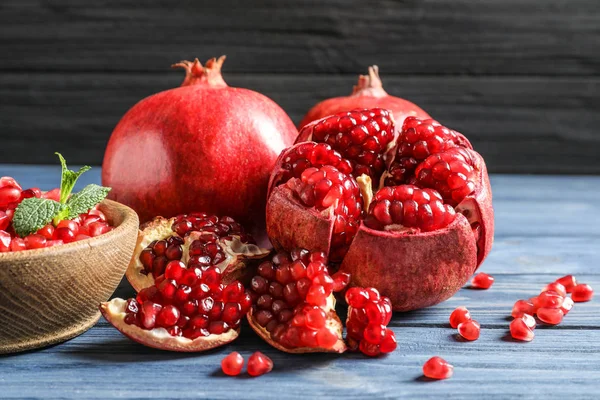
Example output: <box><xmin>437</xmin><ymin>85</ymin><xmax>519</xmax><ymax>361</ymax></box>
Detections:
<box><xmin>0</xmin><ymin>199</ymin><xmax>139</xmax><ymax>354</ymax></box>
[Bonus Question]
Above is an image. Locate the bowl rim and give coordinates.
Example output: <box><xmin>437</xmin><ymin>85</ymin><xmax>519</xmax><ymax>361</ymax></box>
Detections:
<box><xmin>0</xmin><ymin>198</ymin><xmax>139</xmax><ymax>260</ymax></box>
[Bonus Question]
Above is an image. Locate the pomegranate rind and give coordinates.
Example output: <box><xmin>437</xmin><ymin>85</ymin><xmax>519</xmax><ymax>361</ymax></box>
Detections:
<box><xmin>126</xmin><ymin>217</ymin><xmax>270</xmax><ymax>292</ymax></box>
<box><xmin>126</xmin><ymin>217</ymin><xmax>176</xmax><ymax>291</ymax></box>
<box><xmin>339</xmin><ymin>214</ymin><xmax>477</xmax><ymax>311</ymax></box>
<box><xmin>100</xmin><ymin>298</ymin><xmax>239</xmax><ymax>352</ymax></box>
<box><xmin>266</xmin><ymin>185</ymin><xmax>334</xmax><ymax>256</ymax></box>
<box><xmin>455</xmin><ymin>150</ymin><xmax>494</xmax><ymax>267</ymax></box>
<box><xmin>247</xmin><ymin>295</ymin><xmax>346</xmax><ymax>354</ymax></box>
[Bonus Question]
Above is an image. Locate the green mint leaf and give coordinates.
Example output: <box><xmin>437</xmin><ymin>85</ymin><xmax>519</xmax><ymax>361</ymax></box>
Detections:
<box><xmin>56</xmin><ymin>152</ymin><xmax>91</xmax><ymax>204</ymax></box>
<box><xmin>65</xmin><ymin>184</ymin><xmax>111</xmax><ymax>219</ymax></box>
<box><xmin>13</xmin><ymin>198</ymin><xmax>65</xmax><ymax>237</ymax></box>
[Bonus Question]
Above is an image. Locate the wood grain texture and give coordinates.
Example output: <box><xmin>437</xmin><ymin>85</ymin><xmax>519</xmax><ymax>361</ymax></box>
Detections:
<box><xmin>0</xmin><ymin>0</ymin><xmax>598</xmax><ymax>76</ymax></box>
<box><xmin>0</xmin><ymin>168</ymin><xmax>598</xmax><ymax>398</ymax></box>
<box><xmin>1</xmin><ymin>72</ymin><xmax>599</xmax><ymax>172</ymax></box>
<box><xmin>0</xmin><ymin>199</ymin><xmax>139</xmax><ymax>354</ymax></box>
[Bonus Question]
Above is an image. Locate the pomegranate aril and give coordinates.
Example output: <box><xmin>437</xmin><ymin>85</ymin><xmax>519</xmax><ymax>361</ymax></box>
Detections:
<box><xmin>247</xmin><ymin>352</ymin><xmax>273</xmax><ymax>377</ymax></box>
<box><xmin>305</xmin><ymin>307</ymin><xmax>327</xmax><ymax>330</ymax></box>
<box><xmin>0</xmin><ymin>177</ymin><xmax>22</xmax><ymax>190</ymax></box>
<box><xmin>345</xmin><ymin>287</ymin><xmax>369</xmax><ymax>308</ymax></box>
<box><xmin>54</xmin><ymin>227</ymin><xmax>76</xmax><ymax>243</ymax></box>
<box><xmin>331</xmin><ymin>271</ymin><xmax>351</xmax><ymax>292</ymax></box>
<box><xmin>0</xmin><ymin>186</ymin><xmax>21</xmax><ymax>208</ymax></box>
<box><xmin>423</xmin><ymin>356</ymin><xmax>454</xmax><ymax>380</ymax></box>
<box><xmin>10</xmin><ymin>237</ymin><xmax>26</xmax><ymax>252</ymax></box>
<box><xmin>457</xmin><ymin>320</ymin><xmax>480</xmax><ymax>341</ymax></box>
<box><xmin>512</xmin><ymin>300</ymin><xmax>535</xmax><ymax>319</ymax></box>
<box><xmin>470</xmin><ymin>272</ymin><xmax>494</xmax><ymax>290</ymax></box>
<box><xmin>0</xmin><ymin>211</ymin><xmax>10</xmax><ymax>231</ymax></box>
<box><xmin>541</xmin><ymin>282</ymin><xmax>567</xmax><ymax>298</ymax></box>
<box><xmin>537</xmin><ymin>307</ymin><xmax>564</xmax><ymax>325</ymax></box>
<box><xmin>24</xmin><ymin>234</ymin><xmax>47</xmax><ymax>249</ymax></box>
<box><xmin>522</xmin><ymin>314</ymin><xmax>536</xmax><ymax>330</ymax></box>
<box><xmin>363</xmin><ymin>323</ymin><xmax>386</xmax><ymax>344</ymax></box>
<box><xmin>36</xmin><ymin>224</ymin><xmax>55</xmax><ymax>240</ymax></box>
<box><xmin>157</xmin><ymin>305</ymin><xmax>180</xmax><ymax>327</ymax></box>
<box><xmin>537</xmin><ymin>291</ymin><xmax>564</xmax><ymax>309</ymax></box>
<box><xmin>510</xmin><ymin>318</ymin><xmax>535</xmax><ymax>342</ymax></box>
<box><xmin>555</xmin><ymin>275</ymin><xmax>577</xmax><ymax>293</ymax></box>
<box><xmin>0</xmin><ymin>230</ymin><xmax>11</xmax><ymax>252</ymax></box>
<box><xmin>221</xmin><ymin>352</ymin><xmax>244</xmax><ymax>376</ymax></box>
<box><xmin>561</xmin><ymin>297</ymin><xmax>574</xmax><ymax>315</ymax></box>
<box><xmin>449</xmin><ymin>306</ymin><xmax>471</xmax><ymax>329</ymax></box>
<box><xmin>379</xmin><ymin>329</ymin><xmax>397</xmax><ymax>353</ymax></box>
<box><xmin>571</xmin><ymin>284</ymin><xmax>593</xmax><ymax>302</ymax></box>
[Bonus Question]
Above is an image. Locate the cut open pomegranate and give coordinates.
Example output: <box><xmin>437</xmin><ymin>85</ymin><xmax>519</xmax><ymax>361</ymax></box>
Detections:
<box><xmin>267</xmin><ymin>110</ymin><xmax>494</xmax><ymax>311</ymax></box>
<box><xmin>126</xmin><ymin>214</ymin><xmax>270</xmax><ymax>292</ymax></box>
<box><xmin>246</xmin><ymin>249</ymin><xmax>347</xmax><ymax>354</ymax></box>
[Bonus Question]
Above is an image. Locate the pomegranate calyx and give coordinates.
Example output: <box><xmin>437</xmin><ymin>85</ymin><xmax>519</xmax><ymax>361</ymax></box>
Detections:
<box><xmin>100</xmin><ymin>298</ymin><xmax>239</xmax><ymax>352</ymax></box>
<box><xmin>172</xmin><ymin>56</ymin><xmax>228</xmax><ymax>89</ymax></box>
<box><xmin>351</xmin><ymin>65</ymin><xmax>388</xmax><ymax>98</ymax></box>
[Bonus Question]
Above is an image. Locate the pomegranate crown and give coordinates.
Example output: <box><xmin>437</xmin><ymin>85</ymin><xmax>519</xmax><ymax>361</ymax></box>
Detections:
<box><xmin>351</xmin><ymin>65</ymin><xmax>388</xmax><ymax>98</ymax></box>
<box><xmin>172</xmin><ymin>56</ymin><xmax>228</xmax><ymax>88</ymax></box>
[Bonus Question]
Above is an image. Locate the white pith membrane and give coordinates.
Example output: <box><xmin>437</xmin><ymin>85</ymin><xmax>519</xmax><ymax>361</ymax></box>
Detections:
<box><xmin>100</xmin><ymin>298</ymin><xmax>238</xmax><ymax>352</ymax></box>
<box><xmin>247</xmin><ymin>293</ymin><xmax>347</xmax><ymax>354</ymax></box>
<box><xmin>126</xmin><ymin>217</ymin><xmax>270</xmax><ymax>292</ymax></box>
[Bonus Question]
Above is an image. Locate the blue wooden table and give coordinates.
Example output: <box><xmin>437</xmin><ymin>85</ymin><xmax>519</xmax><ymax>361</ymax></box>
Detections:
<box><xmin>1</xmin><ymin>164</ymin><xmax>599</xmax><ymax>399</ymax></box>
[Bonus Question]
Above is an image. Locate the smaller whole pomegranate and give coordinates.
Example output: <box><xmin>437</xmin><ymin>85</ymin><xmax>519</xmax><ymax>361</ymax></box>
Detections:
<box><xmin>298</xmin><ymin>65</ymin><xmax>430</xmax><ymax>130</ymax></box>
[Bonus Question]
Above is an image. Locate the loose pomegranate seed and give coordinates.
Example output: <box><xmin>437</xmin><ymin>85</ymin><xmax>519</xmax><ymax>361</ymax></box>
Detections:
<box><xmin>423</xmin><ymin>356</ymin><xmax>454</xmax><ymax>380</ymax></box>
<box><xmin>247</xmin><ymin>352</ymin><xmax>273</xmax><ymax>377</ymax></box>
<box><xmin>386</xmin><ymin>117</ymin><xmax>465</xmax><ymax>186</ymax></box>
<box><xmin>46</xmin><ymin>240</ymin><xmax>64</xmax><ymax>247</ymax></box>
<box><xmin>536</xmin><ymin>291</ymin><xmax>564</xmax><ymax>309</ymax></box>
<box><xmin>299</xmin><ymin>108</ymin><xmax>395</xmax><ymax>181</ymax></box>
<box><xmin>24</xmin><ymin>234</ymin><xmax>47</xmax><ymax>249</ymax></box>
<box><xmin>510</xmin><ymin>317</ymin><xmax>535</xmax><ymax>342</ymax></box>
<box><xmin>221</xmin><ymin>352</ymin><xmax>244</xmax><ymax>376</ymax></box>
<box><xmin>0</xmin><ymin>186</ymin><xmax>21</xmax><ymax>209</ymax></box>
<box><xmin>470</xmin><ymin>272</ymin><xmax>494</xmax><ymax>290</ymax></box>
<box><xmin>537</xmin><ymin>307</ymin><xmax>564</xmax><ymax>325</ymax></box>
<box><xmin>54</xmin><ymin>227</ymin><xmax>76</xmax><ymax>243</ymax></box>
<box><xmin>42</xmin><ymin>188</ymin><xmax>61</xmax><ymax>202</ymax></box>
<box><xmin>0</xmin><ymin>211</ymin><xmax>11</xmax><ymax>231</ymax></box>
<box><xmin>56</xmin><ymin>220</ymin><xmax>79</xmax><ymax>235</ymax></box>
<box><xmin>0</xmin><ymin>177</ymin><xmax>22</xmax><ymax>190</ymax></box>
<box><xmin>88</xmin><ymin>221</ymin><xmax>111</xmax><ymax>237</ymax></box>
<box><xmin>541</xmin><ymin>282</ymin><xmax>567</xmax><ymax>298</ymax></box>
<box><xmin>457</xmin><ymin>320</ymin><xmax>480</xmax><ymax>341</ymax></box>
<box><xmin>364</xmin><ymin>185</ymin><xmax>455</xmax><ymax>232</ymax></box>
<box><xmin>561</xmin><ymin>297</ymin><xmax>574</xmax><ymax>315</ymax></box>
<box><xmin>331</xmin><ymin>271</ymin><xmax>351</xmax><ymax>292</ymax></box>
<box><xmin>571</xmin><ymin>284</ymin><xmax>593</xmax><ymax>302</ymax></box>
<box><xmin>0</xmin><ymin>230</ymin><xmax>11</xmax><ymax>252</ymax></box>
<box><xmin>19</xmin><ymin>187</ymin><xmax>41</xmax><ymax>200</ymax></box>
<box><xmin>555</xmin><ymin>275</ymin><xmax>577</xmax><ymax>293</ymax></box>
<box><xmin>10</xmin><ymin>237</ymin><xmax>26</xmax><ymax>251</ymax></box>
<box><xmin>36</xmin><ymin>224</ymin><xmax>55</xmax><ymax>240</ymax></box>
<box><xmin>249</xmin><ymin>250</ymin><xmax>343</xmax><ymax>350</ymax></box>
<box><xmin>521</xmin><ymin>314</ymin><xmax>536</xmax><ymax>330</ymax></box>
<box><xmin>287</xmin><ymin>165</ymin><xmax>362</xmax><ymax>261</ymax></box>
<box><xmin>449</xmin><ymin>306</ymin><xmax>471</xmax><ymax>328</ymax></box>
<box><xmin>512</xmin><ymin>300</ymin><xmax>535</xmax><ymax>318</ymax></box>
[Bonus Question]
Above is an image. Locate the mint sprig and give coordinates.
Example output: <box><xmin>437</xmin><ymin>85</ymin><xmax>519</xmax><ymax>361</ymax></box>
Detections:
<box><xmin>12</xmin><ymin>153</ymin><xmax>111</xmax><ymax>237</ymax></box>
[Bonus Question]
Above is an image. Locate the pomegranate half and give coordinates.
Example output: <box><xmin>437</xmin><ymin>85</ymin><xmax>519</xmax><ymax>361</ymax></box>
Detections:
<box><xmin>102</xmin><ymin>56</ymin><xmax>298</xmax><ymax>244</ymax></box>
<box><xmin>266</xmin><ymin>110</ymin><xmax>494</xmax><ymax>311</ymax></box>
<box><xmin>298</xmin><ymin>65</ymin><xmax>430</xmax><ymax>130</ymax></box>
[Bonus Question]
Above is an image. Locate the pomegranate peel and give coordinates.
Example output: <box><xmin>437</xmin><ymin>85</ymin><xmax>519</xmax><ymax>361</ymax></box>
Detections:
<box><xmin>100</xmin><ymin>299</ymin><xmax>239</xmax><ymax>352</ymax></box>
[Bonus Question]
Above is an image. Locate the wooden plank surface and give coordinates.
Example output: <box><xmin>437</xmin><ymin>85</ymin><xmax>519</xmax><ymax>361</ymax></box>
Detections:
<box><xmin>1</xmin><ymin>73</ymin><xmax>599</xmax><ymax>173</ymax></box>
<box><xmin>0</xmin><ymin>167</ymin><xmax>598</xmax><ymax>399</ymax></box>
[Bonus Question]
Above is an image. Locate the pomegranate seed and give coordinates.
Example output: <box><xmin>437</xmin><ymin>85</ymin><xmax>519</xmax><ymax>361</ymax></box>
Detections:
<box><xmin>511</xmin><ymin>300</ymin><xmax>535</xmax><ymax>318</ymax></box>
<box><xmin>555</xmin><ymin>275</ymin><xmax>577</xmax><ymax>293</ymax></box>
<box><xmin>10</xmin><ymin>237</ymin><xmax>26</xmax><ymax>251</ymax></box>
<box><xmin>0</xmin><ymin>211</ymin><xmax>10</xmax><ymax>231</ymax></box>
<box><xmin>541</xmin><ymin>282</ymin><xmax>567</xmax><ymax>298</ymax></box>
<box><xmin>331</xmin><ymin>271</ymin><xmax>351</xmax><ymax>292</ymax></box>
<box><xmin>537</xmin><ymin>307</ymin><xmax>564</xmax><ymax>325</ymax></box>
<box><xmin>24</xmin><ymin>234</ymin><xmax>47</xmax><ymax>249</ymax></box>
<box><xmin>0</xmin><ymin>230</ymin><xmax>11</xmax><ymax>252</ymax></box>
<box><xmin>54</xmin><ymin>227</ymin><xmax>76</xmax><ymax>243</ymax></box>
<box><xmin>0</xmin><ymin>186</ymin><xmax>22</xmax><ymax>208</ymax></box>
<box><xmin>537</xmin><ymin>291</ymin><xmax>564</xmax><ymax>309</ymax></box>
<box><xmin>42</xmin><ymin>188</ymin><xmax>61</xmax><ymax>202</ymax></box>
<box><xmin>521</xmin><ymin>314</ymin><xmax>536</xmax><ymax>330</ymax></box>
<box><xmin>247</xmin><ymin>352</ymin><xmax>273</xmax><ymax>377</ymax></box>
<box><xmin>571</xmin><ymin>284</ymin><xmax>593</xmax><ymax>302</ymax></box>
<box><xmin>345</xmin><ymin>287</ymin><xmax>369</xmax><ymax>308</ymax></box>
<box><xmin>46</xmin><ymin>240</ymin><xmax>64</xmax><ymax>247</ymax></box>
<box><xmin>449</xmin><ymin>306</ymin><xmax>471</xmax><ymax>328</ymax></box>
<box><xmin>379</xmin><ymin>329</ymin><xmax>397</xmax><ymax>353</ymax></box>
<box><xmin>423</xmin><ymin>356</ymin><xmax>454</xmax><ymax>380</ymax></box>
<box><xmin>510</xmin><ymin>318</ymin><xmax>535</xmax><ymax>341</ymax></box>
<box><xmin>0</xmin><ymin>177</ymin><xmax>22</xmax><ymax>190</ymax></box>
<box><xmin>164</xmin><ymin>260</ymin><xmax>186</xmax><ymax>281</ymax></box>
<box><xmin>36</xmin><ymin>224</ymin><xmax>55</xmax><ymax>240</ymax></box>
<box><xmin>470</xmin><ymin>272</ymin><xmax>494</xmax><ymax>289</ymax></box>
<box><xmin>457</xmin><ymin>320</ymin><xmax>480</xmax><ymax>341</ymax></box>
<box><xmin>221</xmin><ymin>352</ymin><xmax>244</xmax><ymax>376</ymax></box>
<box><xmin>561</xmin><ymin>297</ymin><xmax>574</xmax><ymax>315</ymax></box>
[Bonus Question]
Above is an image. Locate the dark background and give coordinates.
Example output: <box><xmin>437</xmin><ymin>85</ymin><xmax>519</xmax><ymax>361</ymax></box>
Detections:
<box><xmin>1</xmin><ymin>0</ymin><xmax>599</xmax><ymax>173</ymax></box>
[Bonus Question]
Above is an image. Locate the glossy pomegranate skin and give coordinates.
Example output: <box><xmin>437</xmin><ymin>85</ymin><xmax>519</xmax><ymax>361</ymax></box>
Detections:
<box><xmin>298</xmin><ymin>65</ymin><xmax>430</xmax><ymax>130</ymax></box>
<box><xmin>102</xmin><ymin>57</ymin><xmax>297</xmax><ymax>244</ymax></box>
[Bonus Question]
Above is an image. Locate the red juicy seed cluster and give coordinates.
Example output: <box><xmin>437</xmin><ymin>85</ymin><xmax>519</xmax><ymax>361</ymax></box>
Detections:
<box><xmin>510</xmin><ymin>275</ymin><xmax>593</xmax><ymax>341</ymax></box>
<box><xmin>386</xmin><ymin>117</ymin><xmax>463</xmax><ymax>186</ymax></box>
<box><xmin>139</xmin><ymin>236</ymin><xmax>185</xmax><ymax>277</ymax></box>
<box><xmin>423</xmin><ymin>356</ymin><xmax>454</xmax><ymax>380</ymax></box>
<box><xmin>249</xmin><ymin>249</ymin><xmax>345</xmax><ymax>350</ymax></box>
<box><xmin>301</xmin><ymin>108</ymin><xmax>395</xmax><ymax>180</ymax></box>
<box><xmin>364</xmin><ymin>185</ymin><xmax>456</xmax><ymax>232</ymax></box>
<box><xmin>171</xmin><ymin>213</ymin><xmax>252</xmax><ymax>243</ymax></box>
<box><xmin>414</xmin><ymin>147</ymin><xmax>477</xmax><ymax>206</ymax></box>
<box><xmin>125</xmin><ymin>264</ymin><xmax>252</xmax><ymax>338</ymax></box>
<box><xmin>288</xmin><ymin>166</ymin><xmax>363</xmax><ymax>261</ymax></box>
<box><xmin>345</xmin><ymin>287</ymin><xmax>397</xmax><ymax>356</ymax></box>
<box><xmin>0</xmin><ymin>176</ymin><xmax>112</xmax><ymax>252</ymax></box>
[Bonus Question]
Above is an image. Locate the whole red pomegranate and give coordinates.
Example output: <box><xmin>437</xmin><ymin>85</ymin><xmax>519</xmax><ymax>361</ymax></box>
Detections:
<box><xmin>267</xmin><ymin>110</ymin><xmax>494</xmax><ymax>311</ymax></box>
<box><xmin>298</xmin><ymin>65</ymin><xmax>430</xmax><ymax>130</ymax></box>
<box><xmin>102</xmin><ymin>56</ymin><xmax>298</xmax><ymax>244</ymax></box>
